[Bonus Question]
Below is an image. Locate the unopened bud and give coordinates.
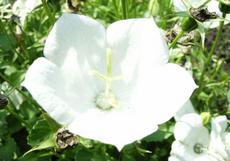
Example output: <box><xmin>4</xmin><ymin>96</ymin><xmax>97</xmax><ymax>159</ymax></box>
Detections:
<box><xmin>55</xmin><ymin>128</ymin><xmax>77</xmax><ymax>149</ymax></box>
<box><xmin>190</xmin><ymin>8</ymin><xmax>218</xmax><ymax>22</ymax></box>
<box><xmin>0</xmin><ymin>94</ymin><xmax>8</xmax><ymax>108</ymax></box>
<box><xmin>148</xmin><ymin>0</ymin><xmax>159</xmax><ymax>17</ymax></box>
<box><xmin>201</xmin><ymin>112</ymin><xmax>211</xmax><ymax>125</ymax></box>
<box><xmin>165</xmin><ymin>29</ymin><xmax>177</xmax><ymax>43</ymax></box>
<box><xmin>181</xmin><ymin>17</ymin><xmax>198</xmax><ymax>32</ymax></box>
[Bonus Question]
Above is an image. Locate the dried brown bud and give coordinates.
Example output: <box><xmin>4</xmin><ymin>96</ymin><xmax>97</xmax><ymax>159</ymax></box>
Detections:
<box><xmin>67</xmin><ymin>0</ymin><xmax>82</xmax><ymax>12</ymax></box>
<box><xmin>190</xmin><ymin>7</ymin><xmax>218</xmax><ymax>22</ymax></box>
<box><xmin>165</xmin><ymin>29</ymin><xmax>177</xmax><ymax>43</ymax></box>
<box><xmin>0</xmin><ymin>94</ymin><xmax>8</xmax><ymax>108</ymax></box>
<box><xmin>55</xmin><ymin>128</ymin><xmax>77</xmax><ymax>149</ymax></box>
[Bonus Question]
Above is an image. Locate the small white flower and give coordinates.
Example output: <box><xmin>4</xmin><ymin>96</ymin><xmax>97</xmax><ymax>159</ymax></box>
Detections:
<box><xmin>170</xmin><ymin>113</ymin><xmax>230</xmax><ymax>161</ymax></box>
<box><xmin>22</xmin><ymin>13</ymin><xmax>197</xmax><ymax>150</ymax></box>
<box><xmin>173</xmin><ymin>0</ymin><xmax>230</xmax><ymax>28</ymax></box>
<box><xmin>174</xmin><ymin>100</ymin><xmax>195</xmax><ymax>121</ymax></box>
<box><xmin>209</xmin><ymin>116</ymin><xmax>230</xmax><ymax>161</ymax></box>
<box><xmin>12</xmin><ymin>0</ymin><xmax>41</xmax><ymax>25</ymax></box>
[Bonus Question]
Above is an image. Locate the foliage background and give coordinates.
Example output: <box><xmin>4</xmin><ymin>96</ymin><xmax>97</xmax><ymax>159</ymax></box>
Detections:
<box><xmin>0</xmin><ymin>0</ymin><xmax>229</xmax><ymax>160</ymax></box>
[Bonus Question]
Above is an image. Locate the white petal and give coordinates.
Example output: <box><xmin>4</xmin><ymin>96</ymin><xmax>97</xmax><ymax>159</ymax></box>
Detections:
<box><xmin>22</xmin><ymin>57</ymin><xmax>77</xmax><ymax>125</ymax></box>
<box><xmin>209</xmin><ymin>116</ymin><xmax>229</xmax><ymax>160</ymax></box>
<box><xmin>170</xmin><ymin>141</ymin><xmax>196</xmax><ymax>161</ymax></box>
<box><xmin>224</xmin><ymin>133</ymin><xmax>230</xmax><ymax>156</ymax></box>
<box><xmin>168</xmin><ymin>155</ymin><xmax>185</xmax><ymax>161</ymax></box>
<box><xmin>106</xmin><ymin>18</ymin><xmax>169</xmax><ymax>80</ymax></box>
<box><xmin>211</xmin><ymin>116</ymin><xmax>227</xmax><ymax>135</ymax></box>
<box><xmin>44</xmin><ymin>13</ymin><xmax>106</xmax><ymax>71</ymax></box>
<box><xmin>174</xmin><ymin>113</ymin><xmax>210</xmax><ymax>146</ymax></box>
<box><xmin>130</xmin><ymin>63</ymin><xmax>197</xmax><ymax>125</ymax></box>
<box><xmin>68</xmin><ymin>108</ymin><xmax>158</xmax><ymax>150</ymax></box>
<box><xmin>174</xmin><ymin>100</ymin><xmax>196</xmax><ymax>121</ymax></box>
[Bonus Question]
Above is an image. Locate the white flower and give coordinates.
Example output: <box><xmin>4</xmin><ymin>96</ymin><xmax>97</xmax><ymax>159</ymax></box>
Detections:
<box><xmin>170</xmin><ymin>113</ymin><xmax>230</xmax><ymax>161</ymax></box>
<box><xmin>12</xmin><ymin>0</ymin><xmax>41</xmax><ymax>25</ymax></box>
<box><xmin>22</xmin><ymin>13</ymin><xmax>197</xmax><ymax>150</ymax></box>
<box><xmin>174</xmin><ymin>100</ymin><xmax>195</xmax><ymax>121</ymax></box>
<box><xmin>173</xmin><ymin>0</ymin><xmax>230</xmax><ymax>28</ymax></box>
<box><xmin>209</xmin><ymin>116</ymin><xmax>230</xmax><ymax>161</ymax></box>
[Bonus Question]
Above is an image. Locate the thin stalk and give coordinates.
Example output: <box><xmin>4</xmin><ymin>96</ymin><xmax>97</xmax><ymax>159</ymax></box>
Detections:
<box><xmin>7</xmin><ymin>100</ymin><xmax>29</xmax><ymax>127</ymax></box>
<box><xmin>169</xmin><ymin>30</ymin><xmax>185</xmax><ymax>49</ymax></box>
<box><xmin>41</xmin><ymin>0</ymin><xmax>55</xmax><ymax>24</ymax></box>
<box><xmin>199</xmin><ymin>13</ymin><xmax>226</xmax><ymax>87</ymax></box>
<box><xmin>0</xmin><ymin>72</ymin><xmax>36</xmax><ymax>106</ymax></box>
<box><xmin>121</xmin><ymin>0</ymin><xmax>128</xmax><ymax>19</ymax></box>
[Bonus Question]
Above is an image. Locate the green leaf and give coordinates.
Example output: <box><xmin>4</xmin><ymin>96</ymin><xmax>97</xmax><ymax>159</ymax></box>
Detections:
<box><xmin>28</xmin><ymin>119</ymin><xmax>53</xmax><ymax>146</ymax></box>
<box><xmin>0</xmin><ymin>137</ymin><xmax>18</xmax><ymax>161</ymax></box>
<box><xmin>19</xmin><ymin>150</ymin><xmax>52</xmax><ymax>161</ymax></box>
<box><xmin>26</xmin><ymin>114</ymin><xmax>61</xmax><ymax>155</ymax></box>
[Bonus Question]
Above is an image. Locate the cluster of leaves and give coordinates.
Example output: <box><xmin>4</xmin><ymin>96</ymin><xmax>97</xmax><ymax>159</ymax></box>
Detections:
<box><xmin>0</xmin><ymin>0</ymin><xmax>229</xmax><ymax>160</ymax></box>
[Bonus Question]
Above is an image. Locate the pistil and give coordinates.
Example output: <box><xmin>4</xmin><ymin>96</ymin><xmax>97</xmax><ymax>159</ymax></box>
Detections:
<box><xmin>94</xmin><ymin>48</ymin><xmax>119</xmax><ymax>111</ymax></box>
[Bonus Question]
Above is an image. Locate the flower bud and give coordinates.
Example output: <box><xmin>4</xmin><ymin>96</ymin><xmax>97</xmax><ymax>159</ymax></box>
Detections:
<box><xmin>219</xmin><ymin>2</ymin><xmax>230</xmax><ymax>13</ymax></box>
<box><xmin>55</xmin><ymin>128</ymin><xmax>77</xmax><ymax>149</ymax></box>
<box><xmin>148</xmin><ymin>0</ymin><xmax>159</xmax><ymax>17</ymax></box>
<box><xmin>165</xmin><ymin>29</ymin><xmax>177</xmax><ymax>43</ymax></box>
<box><xmin>190</xmin><ymin>8</ymin><xmax>218</xmax><ymax>22</ymax></box>
<box><xmin>67</xmin><ymin>0</ymin><xmax>82</xmax><ymax>12</ymax></box>
<box><xmin>0</xmin><ymin>94</ymin><xmax>8</xmax><ymax>108</ymax></box>
<box><xmin>181</xmin><ymin>17</ymin><xmax>198</xmax><ymax>32</ymax></box>
<box><xmin>201</xmin><ymin>112</ymin><xmax>211</xmax><ymax>125</ymax></box>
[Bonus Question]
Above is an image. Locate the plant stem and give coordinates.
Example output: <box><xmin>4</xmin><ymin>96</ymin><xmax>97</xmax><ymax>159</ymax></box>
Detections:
<box><xmin>169</xmin><ymin>30</ymin><xmax>185</xmax><ymax>49</ymax></box>
<box><xmin>41</xmin><ymin>0</ymin><xmax>55</xmax><ymax>24</ymax></box>
<box><xmin>121</xmin><ymin>0</ymin><xmax>128</xmax><ymax>19</ymax></box>
<box><xmin>0</xmin><ymin>72</ymin><xmax>36</xmax><ymax>106</ymax></box>
<box><xmin>7</xmin><ymin>100</ymin><xmax>29</xmax><ymax>127</ymax></box>
<box><xmin>199</xmin><ymin>13</ymin><xmax>226</xmax><ymax>87</ymax></box>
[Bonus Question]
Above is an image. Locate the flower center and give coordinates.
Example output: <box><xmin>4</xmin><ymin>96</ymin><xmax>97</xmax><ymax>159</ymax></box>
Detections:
<box><xmin>193</xmin><ymin>143</ymin><xmax>204</xmax><ymax>154</ymax></box>
<box><xmin>92</xmin><ymin>48</ymin><xmax>121</xmax><ymax>111</ymax></box>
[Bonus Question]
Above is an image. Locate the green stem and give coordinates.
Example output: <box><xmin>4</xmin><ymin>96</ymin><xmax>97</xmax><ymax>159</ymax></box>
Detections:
<box><xmin>121</xmin><ymin>0</ymin><xmax>128</xmax><ymax>19</ymax></box>
<box><xmin>41</xmin><ymin>0</ymin><xmax>55</xmax><ymax>24</ymax></box>
<box><xmin>199</xmin><ymin>13</ymin><xmax>226</xmax><ymax>87</ymax></box>
<box><xmin>169</xmin><ymin>30</ymin><xmax>185</xmax><ymax>49</ymax></box>
<box><xmin>7</xmin><ymin>100</ymin><xmax>29</xmax><ymax>127</ymax></box>
<box><xmin>0</xmin><ymin>72</ymin><xmax>36</xmax><ymax>106</ymax></box>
